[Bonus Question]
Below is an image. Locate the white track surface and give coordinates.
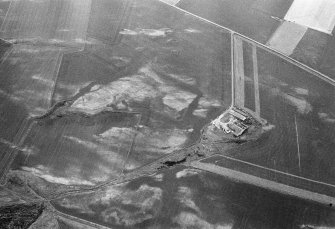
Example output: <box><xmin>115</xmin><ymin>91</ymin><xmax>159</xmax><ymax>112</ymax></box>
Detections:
<box><xmin>284</xmin><ymin>0</ymin><xmax>335</xmax><ymax>34</ymax></box>
<box><xmin>267</xmin><ymin>21</ymin><xmax>307</xmax><ymax>55</ymax></box>
<box><xmin>159</xmin><ymin>0</ymin><xmax>180</xmax><ymax>6</ymax></box>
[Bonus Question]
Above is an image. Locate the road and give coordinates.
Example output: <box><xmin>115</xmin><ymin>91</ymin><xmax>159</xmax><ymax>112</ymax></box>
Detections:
<box><xmin>191</xmin><ymin>160</ymin><xmax>335</xmax><ymax>206</ymax></box>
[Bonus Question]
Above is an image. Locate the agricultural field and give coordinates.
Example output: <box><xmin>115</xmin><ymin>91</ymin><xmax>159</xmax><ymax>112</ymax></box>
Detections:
<box><xmin>0</xmin><ymin>0</ymin><xmax>334</xmax><ymax>228</ymax></box>
<box><xmin>3</xmin><ymin>0</ymin><xmax>232</xmax><ymax>187</ymax></box>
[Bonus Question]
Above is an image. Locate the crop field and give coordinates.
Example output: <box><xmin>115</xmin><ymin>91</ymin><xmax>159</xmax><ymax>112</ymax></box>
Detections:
<box><xmin>1</xmin><ymin>0</ymin><xmax>91</xmax><ymax>48</ymax></box>
<box><xmin>0</xmin><ymin>44</ymin><xmax>64</xmax><ymax>183</ymax></box>
<box><xmin>86</xmin><ymin>0</ymin><xmax>133</xmax><ymax>45</ymax></box>
<box><xmin>176</xmin><ymin>0</ymin><xmax>285</xmax><ymax>43</ymax></box>
<box><xmin>0</xmin><ymin>1</ymin><xmax>10</xmax><ymax>29</ymax></box>
<box><xmin>50</xmin><ymin>51</ymin><xmax>119</xmax><ymax>105</ymax></box>
<box><xmin>12</xmin><ymin>112</ymin><xmax>141</xmax><ymax>185</ymax></box>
